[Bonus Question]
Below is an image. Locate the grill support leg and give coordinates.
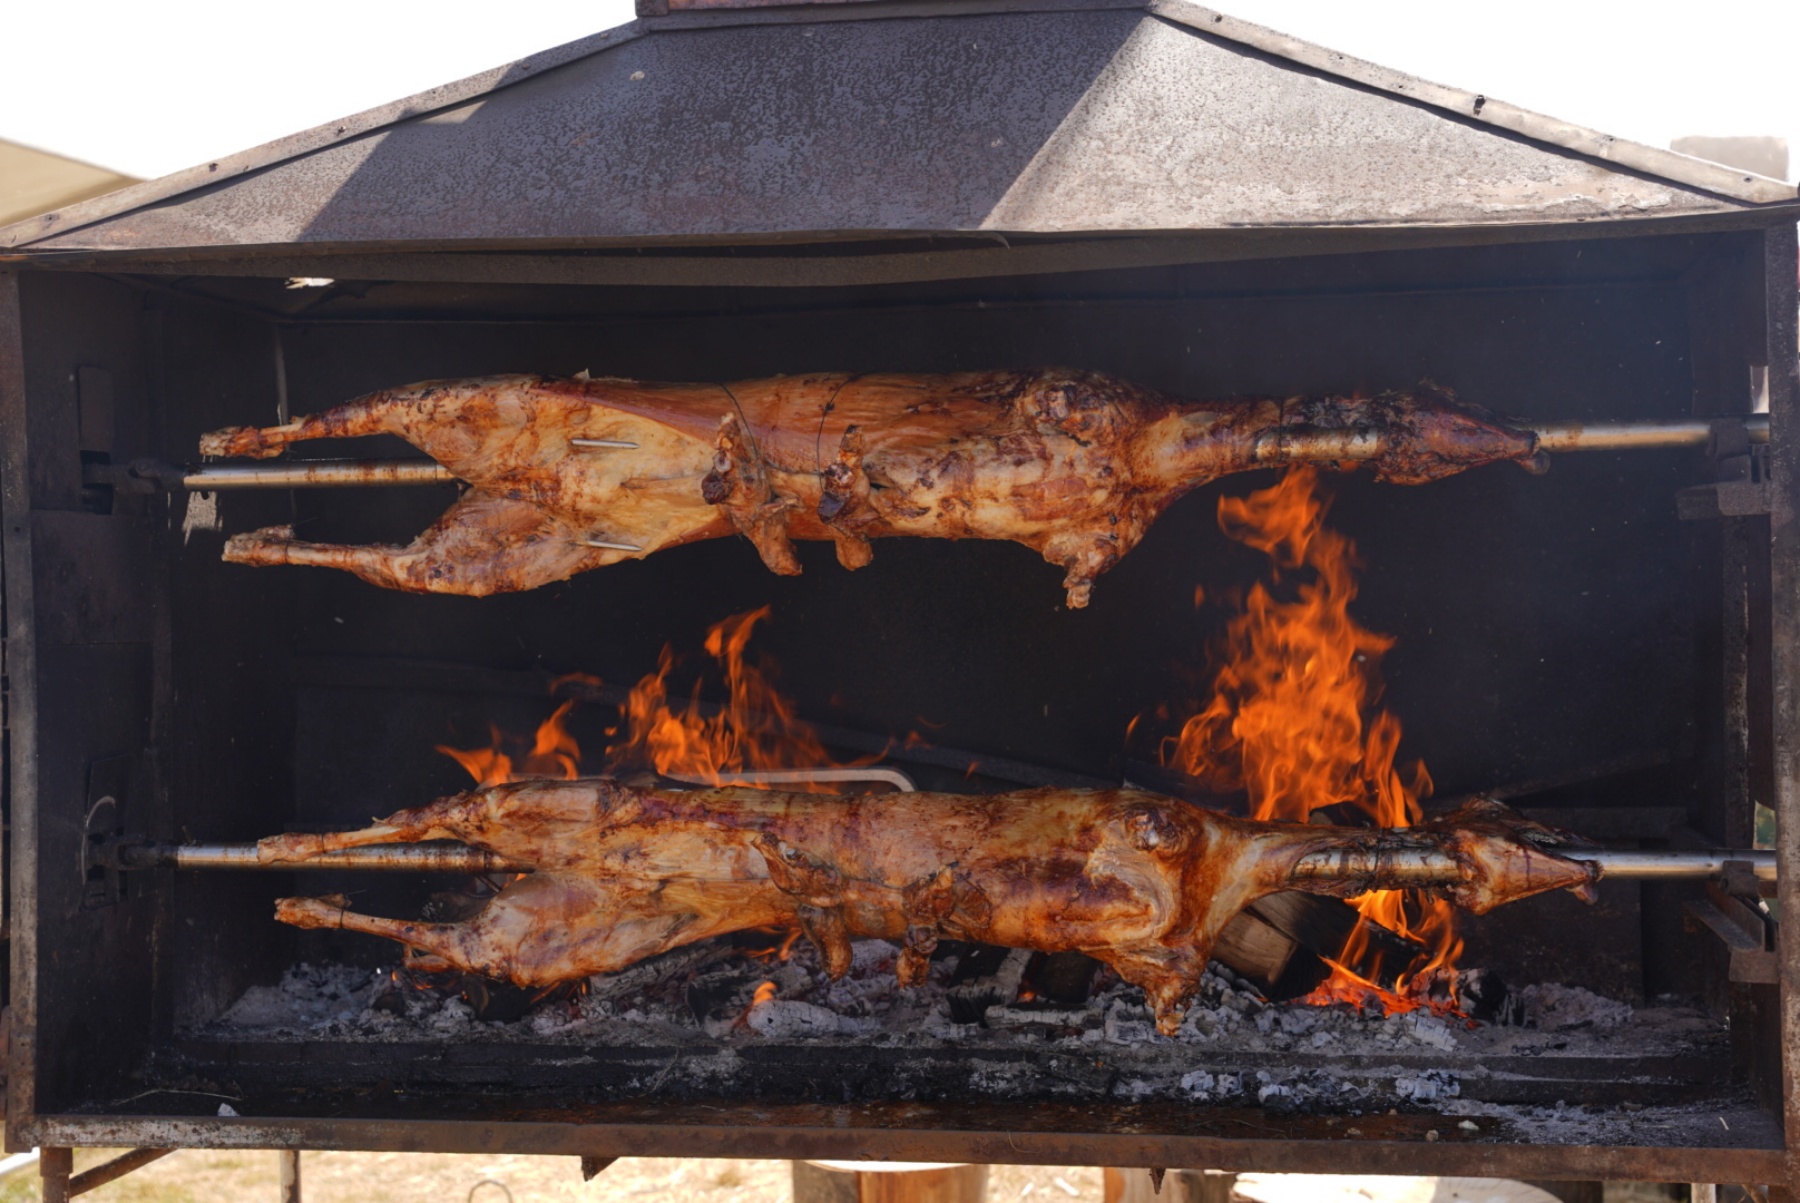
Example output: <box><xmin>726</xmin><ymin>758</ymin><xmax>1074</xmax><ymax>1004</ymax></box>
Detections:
<box><xmin>39</xmin><ymin>1147</ymin><xmax>71</xmax><ymax>1203</ymax></box>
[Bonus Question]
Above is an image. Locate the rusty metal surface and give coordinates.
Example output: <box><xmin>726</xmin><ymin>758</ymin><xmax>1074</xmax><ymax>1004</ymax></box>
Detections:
<box><xmin>13</xmin><ymin>209</ymin><xmax>1800</xmax><ymax>291</ymax></box>
<box><xmin>1763</xmin><ymin>220</ymin><xmax>1800</xmax><ymax>1190</ymax></box>
<box><xmin>20</xmin><ymin>1101</ymin><xmax>1788</xmax><ymax>1182</ymax></box>
<box><xmin>0</xmin><ymin>271</ymin><xmax>40</xmax><ymax>1154</ymax></box>
<box><xmin>4</xmin><ymin>2</ymin><xmax>1779</xmax><ymax>258</ymax></box>
<box><xmin>66</xmin><ymin>1149</ymin><xmax>174</xmax><ymax>1198</ymax></box>
<box><xmin>38</xmin><ymin>1148</ymin><xmax>71</xmax><ymax>1203</ymax></box>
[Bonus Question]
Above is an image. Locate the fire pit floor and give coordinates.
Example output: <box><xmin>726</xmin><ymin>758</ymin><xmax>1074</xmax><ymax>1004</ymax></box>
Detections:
<box><xmin>167</xmin><ymin>938</ymin><xmax>1731</xmax><ymax>1114</ymax></box>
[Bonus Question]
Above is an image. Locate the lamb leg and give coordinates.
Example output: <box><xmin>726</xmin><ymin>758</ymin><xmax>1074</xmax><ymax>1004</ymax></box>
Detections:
<box><xmin>259</xmin><ymin>779</ymin><xmax>645</xmax><ymax>867</ymax></box>
<box><xmin>224</xmin><ymin>494</ymin><xmax>610</xmax><ymax>597</ymax></box>
<box><xmin>278</xmin><ymin>872</ymin><xmax>791</xmax><ymax>986</ymax></box>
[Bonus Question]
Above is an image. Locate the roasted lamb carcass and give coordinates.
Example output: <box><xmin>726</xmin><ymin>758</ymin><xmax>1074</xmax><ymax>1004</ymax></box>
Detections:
<box><xmin>261</xmin><ymin>781</ymin><xmax>1595</xmax><ymax>1034</ymax></box>
<box><xmin>202</xmin><ymin>370</ymin><xmax>1541</xmax><ymax>607</ymax></box>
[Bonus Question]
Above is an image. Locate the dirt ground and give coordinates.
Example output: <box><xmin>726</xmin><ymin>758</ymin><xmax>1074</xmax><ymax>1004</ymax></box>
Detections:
<box><xmin>0</xmin><ymin>1150</ymin><xmax>1105</xmax><ymax>1202</ymax></box>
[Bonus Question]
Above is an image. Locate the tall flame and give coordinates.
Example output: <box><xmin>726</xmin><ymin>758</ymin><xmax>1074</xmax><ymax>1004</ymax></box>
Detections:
<box><xmin>1161</xmin><ymin>466</ymin><xmax>1461</xmax><ymax>1011</ymax></box>
<box><xmin>438</xmin><ymin>607</ymin><xmax>872</xmax><ymax>792</ymax></box>
<box><xmin>605</xmin><ymin>606</ymin><xmax>873</xmax><ymax>789</ymax></box>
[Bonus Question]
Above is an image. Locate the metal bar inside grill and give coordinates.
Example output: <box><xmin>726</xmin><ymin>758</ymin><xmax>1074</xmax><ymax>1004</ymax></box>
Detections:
<box><xmin>116</xmin><ymin>842</ymin><xmax>530</xmax><ymax>873</ymax></box>
<box><xmin>1289</xmin><ymin>846</ymin><xmax>1777</xmax><ymax>884</ymax></box>
<box><xmin>184</xmin><ymin>461</ymin><xmax>457</xmax><ymax>489</ymax></box>
<box><xmin>120</xmin><ymin>840</ymin><xmax>1776</xmax><ymax>881</ymax></box>
<box><xmin>166</xmin><ymin>414</ymin><xmax>1769</xmax><ymax>488</ymax></box>
<box><xmin>1251</xmin><ymin>415</ymin><xmax>1769</xmax><ymax>464</ymax></box>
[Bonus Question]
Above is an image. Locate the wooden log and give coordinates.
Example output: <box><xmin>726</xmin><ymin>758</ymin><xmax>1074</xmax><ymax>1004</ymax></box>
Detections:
<box><xmin>1213</xmin><ymin>893</ymin><xmax>1427</xmax><ymax>999</ymax></box>
<box><xmin>1212</xmin><ymin>908</ymin><xmax>1302</xmax><ymax>989</ymax></box>
<box><xmin>1103</xmin><ymin>1167</ymin><xmax>1236</xmax><ymax>1203</ymax></box>
<box><xmin>794</xmin><ymin>1161</ymin><xmax>988</xmax><ymax>1203</ymax></box>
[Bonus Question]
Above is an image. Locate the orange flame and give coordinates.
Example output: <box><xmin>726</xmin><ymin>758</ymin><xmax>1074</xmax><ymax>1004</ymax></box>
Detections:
<box><xmin>605</xmin><ymin>606</ymin><xmax>874</xmax><ymax>790</ymax></box>
<box><xmin>439</xmin><ymin>608</ymin><xmax>883</xmax><ymax>793</ymax></box>
<box><xmin>436</xmin><ymin>699</ymin><xmax>583</xmax><ymax>788</ymax></box>
<box><xmin>1157</xmin><ymin>466</ymin><xmax>1459</xmax><ymax>1012</ymax></box>
<box><xmin>740</xmin><ymin>927</ymin><xmax>804</xmax><ymax>962</ymax></box>
<box><xmin>750</xmin><ymin>981</ymin><xmax>777</xmax><ymax>1008</ymax></box>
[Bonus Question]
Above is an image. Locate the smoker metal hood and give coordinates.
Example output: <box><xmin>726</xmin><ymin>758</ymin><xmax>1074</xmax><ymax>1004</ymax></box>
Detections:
<box><xmin>2</xmin><ymin>0</ymin><xmax>1794</xmax><ymax>281</ymax></box>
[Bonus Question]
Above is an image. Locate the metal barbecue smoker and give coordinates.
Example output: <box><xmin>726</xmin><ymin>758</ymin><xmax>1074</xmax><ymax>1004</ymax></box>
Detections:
<box><xmin>2</xmin><ymin>0</ymin><xmax>1799</xmax><ymax>1199</ymax></box>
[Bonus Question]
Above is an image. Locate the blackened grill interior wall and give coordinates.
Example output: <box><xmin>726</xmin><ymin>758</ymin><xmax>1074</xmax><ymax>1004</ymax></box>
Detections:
<box><xmin>260</xmin><ymin>235</ymin><xmax>1724</xmax><ymax>995</ymax></box>
<box><xmin>14</xmin><ymin>233</ymin><xmax>1748</xmax><ymax>1114</ymax></box>
<box><xmin>154</xmin><ymin>293</ymin><xmax>299</xmax><ymax>1034</ymax></box>
<box><xmin>16</xmin><ymin>272</ymin><xmax>161</xmax><ymax>1112</ymax></box>
<box><xmin>13</xmin><ymin>273</ymin><xmax>298</xmax><ymax>1112</ymax></box>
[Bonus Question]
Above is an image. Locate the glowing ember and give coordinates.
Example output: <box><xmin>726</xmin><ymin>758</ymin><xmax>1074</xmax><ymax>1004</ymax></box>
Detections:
<box><xmin>1157</xmin><ymin>466</ymin><xmax>1460</xmax><ymax>1012</ymax></box>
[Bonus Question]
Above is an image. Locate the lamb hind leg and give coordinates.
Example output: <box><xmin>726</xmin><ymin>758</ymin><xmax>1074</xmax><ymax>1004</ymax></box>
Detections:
<box><xmin>277</xmin><ymin>879</ymin><xmax>708</xmax><ymax>987</ymax></box>
<box><xmin>224</xmin><ymin>494</ymin><xmax>607</xmax><ymax>596</ymax></box>
<box><xmin>276</xmin><ymin>894</ymin><xmax>584</xmax><ymax>987</ymax></box>
<box><xmin>276</xmin><ymin>896</ymin><xmax>500</xmax><ymax>978</ymax></box>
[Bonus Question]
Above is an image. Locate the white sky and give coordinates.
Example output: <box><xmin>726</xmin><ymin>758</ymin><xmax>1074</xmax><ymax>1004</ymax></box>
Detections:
<box><xmin>0</xmin><ymin>0</ymin><xmax>1793</xmax><ymax>183</ymax></box>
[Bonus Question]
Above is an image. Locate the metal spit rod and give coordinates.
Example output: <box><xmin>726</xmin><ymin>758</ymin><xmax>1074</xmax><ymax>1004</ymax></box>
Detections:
<box><xmin>1533</xmin><ymin>414</ymin><xmax>1769</xmax><ymax>453</ymax></box>
<box><xmin>116</xmin><ymin>842</ymin><xmax>530</xmax><ymax>873</ymax></box>
<box><xmin>1290</xmin><ymin>846</ymin><xmax>1776</xmax><ymax>885</ymax></box>
<box><xmin>150</xmin><ymin>414</ymin><xmax>1771</xmax><ymax>490</ymax></box>
<box><xmin>120</xmin><ymin>841</ymin><xmax>1776</xmax><ymax>882</ymax></box>
<box><xmin>184</xmin><ymin>460</ymin><xmax>457</xmax><ymax>489</ymax></box>
<box><xmin>1250</xmin><ymin>414</ymin><xmax>1770</xmax><ymax>465</ymax></box>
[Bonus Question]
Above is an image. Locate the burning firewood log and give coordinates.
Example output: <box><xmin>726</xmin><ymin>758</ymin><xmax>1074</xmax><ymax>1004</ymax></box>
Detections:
<box><xmin>259</xmin><ymin>779</ymin><xmax>1595</xmax><ymax>1035</ymax></box>
<box><xmin>200</xmin><ymin>370</ymin><xmax>1541</xmax><ymax>607</ymax></box>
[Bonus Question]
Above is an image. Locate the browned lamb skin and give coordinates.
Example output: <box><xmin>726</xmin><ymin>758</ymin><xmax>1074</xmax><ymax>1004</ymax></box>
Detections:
<box><xmin>201</xmin><ymin>370</ymin><xmax>1540</xmax><ymax>607</ymax></box>
<box><xmin>261</xmin><ymin>783</ymin><xmax>1594</xmax><ymax>1034</ymax></box>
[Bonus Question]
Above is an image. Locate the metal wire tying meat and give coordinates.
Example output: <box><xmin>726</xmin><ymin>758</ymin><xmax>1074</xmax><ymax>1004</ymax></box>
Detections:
<box><xmin>261</xmin><ymin>781</ymin><xmax>1595</xmax><ymax>1034</ymax></box>
<box><xmin>202</xmin><ymin>370</ymin><xmax>1542</xmax><ymax>607</ymax></box>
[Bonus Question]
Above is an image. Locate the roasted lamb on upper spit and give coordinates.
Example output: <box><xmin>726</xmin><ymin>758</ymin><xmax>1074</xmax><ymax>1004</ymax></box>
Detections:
<box><xmin>202</xmin><ymin>370</ymin><xmax>1542</xmax><ymax>607</ymax></box>
<box><xmin>262</xmin><ymin>781</ymin><xmax>1595</xmax><ymax>1034</ymax></box>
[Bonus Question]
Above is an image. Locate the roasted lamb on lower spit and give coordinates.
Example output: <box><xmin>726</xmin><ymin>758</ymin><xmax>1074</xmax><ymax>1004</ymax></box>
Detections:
<box><xmin>202</xmin><ymin>370</ymin><xmax>1542</xmax><ymax>607</ymax></box>
<box><xmin>261</xmin><ymin>781</ymin><xmax>1595</xmax><ymax>1034</ymax></box>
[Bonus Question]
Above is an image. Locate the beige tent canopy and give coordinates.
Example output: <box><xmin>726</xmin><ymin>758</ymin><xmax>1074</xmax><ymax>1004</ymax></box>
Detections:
<box><xmin>0</xmin><ymin>137</ymin><xmax>137</xmax><ymax>229</ymax></box>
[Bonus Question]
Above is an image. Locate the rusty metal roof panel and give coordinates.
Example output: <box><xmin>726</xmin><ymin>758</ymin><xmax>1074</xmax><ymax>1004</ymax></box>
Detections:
<box><xmin>4</xmin><ymin>0</ymin><xmax>1792</xmax><ymax>259</ymax></box>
